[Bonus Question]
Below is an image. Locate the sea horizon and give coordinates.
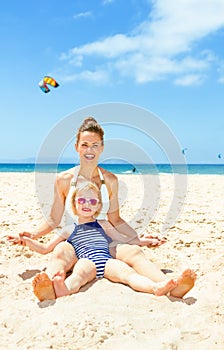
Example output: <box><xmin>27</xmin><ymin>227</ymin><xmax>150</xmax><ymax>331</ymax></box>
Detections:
<box><xmin>0</xmin><ymin>162</ymin><xmax>224</xmax><ymax>175</ymax></box>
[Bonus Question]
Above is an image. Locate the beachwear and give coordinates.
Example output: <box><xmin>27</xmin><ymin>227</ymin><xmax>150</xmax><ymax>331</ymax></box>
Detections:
<box><xmin>65</xmin><ymin>166</ymin><xmax>110</xmax><ymax>224</ymax></box>
<box><xmin>67</xmin><ymin>220</ymin><xmax>113</xmax><ymax>278</ymax></box>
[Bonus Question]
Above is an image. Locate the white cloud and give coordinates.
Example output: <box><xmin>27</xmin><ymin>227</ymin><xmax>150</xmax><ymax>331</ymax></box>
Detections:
<box><xmin>62</xmin><ymin>70</ymin><xmax>109</xmax><ymax>84</ymax></box>
<box><xmin>102</xmin><ymin>0</ymin><xmax>114</xmax><ymax>5</ymax></box>
<box><xmin>73</xmin><ymin>11</ymin><xmax>92</xmax><ymax>19</ymax></box>
<box><xmin>61</xmin><ymin>0</ymin><xmax>224</xmax><ymax>85</ymax></box>
<box><xmin>66</xmin><ymin>34</ymin><xmax>138</xmax><ymax>58</ymax></box>
<box><xmin>174</xmin><ymin>74</ymin><xmax>204</xmax><ymax>86</ymax></box>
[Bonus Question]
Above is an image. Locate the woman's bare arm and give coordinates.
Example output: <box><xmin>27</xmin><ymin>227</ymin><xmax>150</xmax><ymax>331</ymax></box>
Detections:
<box><xmin>31</xmin><ymin>172</ymin><xmax>72</xmax><ymax>238</ymax></box>
<box><xmin>9</xmin><ymin>171</ymin><xmax>74</xmax><ymax>241</ymax></box>
<box><xmin>99</xmin><ymin>220</ymin><xmax>141</xmax><ymax>244</ymax></box>
<box><xmin>106</xmin><ymin>174</ymin><xmax>140</xmax><ymax>240</ymax></box>
<box><xmin>105</xmin><ymin>173</ymin><xmax>166</xmax><ymax>247</ymax></box>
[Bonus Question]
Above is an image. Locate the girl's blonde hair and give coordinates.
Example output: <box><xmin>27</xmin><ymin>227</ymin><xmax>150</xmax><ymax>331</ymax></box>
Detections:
<box><xmin>71</xmin><ymin>181</ymin><xmax>102</xmax><ymax>217</ymax></box>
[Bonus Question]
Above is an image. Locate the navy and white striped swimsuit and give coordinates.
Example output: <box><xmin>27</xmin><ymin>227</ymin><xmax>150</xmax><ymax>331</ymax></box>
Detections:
<box><xmin>67</xmin><ymin>221</ymin><xmax>113</xmax><ymax>278</ymax></box>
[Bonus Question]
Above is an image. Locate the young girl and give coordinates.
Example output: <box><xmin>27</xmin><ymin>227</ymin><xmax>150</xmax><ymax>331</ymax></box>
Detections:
<box><xmin>13</xmin><ymin>182</ymin><xmax>178</xmax><ymax>301</ymax></box>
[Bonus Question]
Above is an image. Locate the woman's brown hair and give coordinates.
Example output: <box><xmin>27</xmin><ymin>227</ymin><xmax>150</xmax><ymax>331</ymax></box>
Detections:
<box><xmin>76</xmin><ymin>117</ymin><xmax>104</xmax><ymax>144</ymax></box>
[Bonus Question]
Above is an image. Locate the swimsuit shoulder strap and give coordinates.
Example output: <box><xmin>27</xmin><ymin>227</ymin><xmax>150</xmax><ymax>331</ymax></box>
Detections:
<box><xmin>71</xmin><ymin>165</ymin><xmax>80</xmax><ymax>186</ymax></box>
<box><xmin>98</xmin><ymin>167</ymin><xmax>105</xmax><ymax>184</ymax></box>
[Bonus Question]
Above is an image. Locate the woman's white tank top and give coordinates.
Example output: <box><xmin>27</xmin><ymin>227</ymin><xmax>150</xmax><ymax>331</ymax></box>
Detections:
<box><xmin>64</xmin><ymin>165</ymin><xmax>110</xmax><ymax>224</ymax></box>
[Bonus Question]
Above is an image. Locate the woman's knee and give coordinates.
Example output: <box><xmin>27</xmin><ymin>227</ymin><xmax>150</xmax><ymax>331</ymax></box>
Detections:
<box><xmin>104</xmin><ymin>259</ymin><xmax>134</xmax><ymax>283</ymax></box>
<box><xmin>115</xmin><ymin>244</ymin><xmax>143</xmax><ymax>264</ymax></box>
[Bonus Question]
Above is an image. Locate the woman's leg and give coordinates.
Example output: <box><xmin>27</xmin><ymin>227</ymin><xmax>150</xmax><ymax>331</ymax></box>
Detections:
<box><xmin>53</xmin><ymin>258</ymin><xmax>96</xmax><ymax>298</ymax></box>
<box><xmin>104</xmin><ymin>259</ymin><xmax>177</xmax><ymax>296</ymax></box>
<box><xmin>110</xmin><ymin>244</ymin><xmax>166</xmax><ymax>282</ymax></box>
<box><xmin>109</xmin><ymin>244</ymin><xmax>197</xmax><ymax>298</ymax></box>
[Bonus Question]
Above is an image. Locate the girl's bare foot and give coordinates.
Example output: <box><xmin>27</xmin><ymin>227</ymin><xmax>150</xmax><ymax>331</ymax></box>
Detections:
<box><xmin>53</xmin><ymin>271</ymin><xmax>70</xmax><ymax>298</ymax></box>
<box><xmin>153</xmin><ymin>279</ymin><xmax>177</xmax><ymax>296</ymax></box>
<box><xmin>32</xmin><ymin>272</ymin><xmax>55</xmax><ymax>301</ymax></box>
<box><xmin>170</xmin><ymin>269</ymin><xmax>197</xmax><ymax>298</ymax></box>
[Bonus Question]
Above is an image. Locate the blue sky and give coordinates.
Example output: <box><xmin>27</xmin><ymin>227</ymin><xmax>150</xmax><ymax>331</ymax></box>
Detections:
<box><xmin>1</xmin><ymin>0</ymin><xmax>224</xmax><ymax>164</ymax></box>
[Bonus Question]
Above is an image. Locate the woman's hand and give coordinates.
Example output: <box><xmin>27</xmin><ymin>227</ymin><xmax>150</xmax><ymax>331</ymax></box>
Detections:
<box><xmin>137</xmin><ymin>234</ymin><xmax>167</xmax><ymax>247</ymax></box>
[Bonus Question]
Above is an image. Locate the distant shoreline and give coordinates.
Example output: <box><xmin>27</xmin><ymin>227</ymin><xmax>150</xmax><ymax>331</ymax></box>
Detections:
<box><xmin>0</xmin><ymin>163</ymin><xmax>223</xmax><ymax>175</ymax></box>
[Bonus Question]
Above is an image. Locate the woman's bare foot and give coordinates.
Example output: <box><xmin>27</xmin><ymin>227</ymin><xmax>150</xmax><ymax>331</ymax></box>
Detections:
<box><xmin>32</xmin><ymin>272</ymin><xmax>55</xmax><ymax>301</ymax></box>
<box><xmin>153</xmin><ymin>279</ymin><xmax>177</xmax><ymax>296</ymax></box>
<box><xmin>53</xmin><ymin>271</ymin><xmax>70</xmax><ymax>298</ymax></box>
<box><xmin>170</xmin><ymin>269</ymin><xmax>197</xmax><ymax>298</ymax></box>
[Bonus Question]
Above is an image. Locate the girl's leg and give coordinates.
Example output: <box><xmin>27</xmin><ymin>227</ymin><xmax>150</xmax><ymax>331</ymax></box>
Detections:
<box><xmin>110</xmin><ymin>244</ymin><xmax>166</xmax><ymax>282</ymax></box>
<box><xmin>46</xmin><ymin>241</ymin><xmax>78</xmax><ymax>278</ymax></box>
<box><xmin>104</xmin><ymin>259</ymin><xmax>177</xmax><ymax>296</ymax></box>
<box><xmin>53</xmin><ymin>258</ymin><xmax>96</xmax><ymax>298</ymax></box>
<box><xmin>32</xmin><ymin>242</ymin><xmax>79</xmax><ymax>301</ymax></box>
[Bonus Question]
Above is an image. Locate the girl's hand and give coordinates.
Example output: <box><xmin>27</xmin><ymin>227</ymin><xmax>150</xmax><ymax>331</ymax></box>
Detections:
<box><xmin>7</xmin><ymin>235</ymin><xmax>20</xmax><ymax>244</ymax></box>
<box><xmin>7</xmin><ymin>231</ymin><xmax>33</xmax><ymax>243</ymax></box>
<box><xmin>7</xmin><ymin>234</ymin><xmax>26</xmax><ymax>246</ymax></box>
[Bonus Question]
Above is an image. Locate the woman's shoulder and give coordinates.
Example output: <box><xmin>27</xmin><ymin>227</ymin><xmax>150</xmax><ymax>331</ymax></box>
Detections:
<box><xmin>99</xmin><ymin>166</ymin><xmax>118</xmax><ymax>182</ymax></box>
<box><xmin>55</xmin><ymin>167</ymin><xmax>77</xmax><ymax>194</ymax></box>
<box><xmin>56</xmin><ymin>166</ymin><xmax>77</xmax><ymax>181</ymax></box>
<box><xmin>56</xmin><ymin>167</ymin><xmax>78</xmax><ymax>199</ymax></box>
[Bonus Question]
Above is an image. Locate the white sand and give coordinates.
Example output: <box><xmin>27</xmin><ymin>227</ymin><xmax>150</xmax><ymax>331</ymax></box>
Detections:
<box><xmin>0</xmin><ymin>172</ymin><xmax>224</xmax><ymax>349</ymax></box>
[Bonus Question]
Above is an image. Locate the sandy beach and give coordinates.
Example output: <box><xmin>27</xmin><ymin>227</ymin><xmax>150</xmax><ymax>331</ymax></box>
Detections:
<box><xmin>0</xmin><ymin>172</ymin><xmax>224</xmax><ymax>349</ymax></box>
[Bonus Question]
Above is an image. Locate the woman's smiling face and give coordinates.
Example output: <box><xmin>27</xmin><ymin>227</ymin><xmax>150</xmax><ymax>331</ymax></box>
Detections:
<box><xmin>75</xmin><ymin>131</ymin><xmax>104</xmax><ymax>164</ymax></box>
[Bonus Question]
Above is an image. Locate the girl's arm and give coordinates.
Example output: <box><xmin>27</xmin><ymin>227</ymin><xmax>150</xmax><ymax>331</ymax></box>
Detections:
<box><xmin>10</xmin><ymin>225</ymin><xmax>73</xmax><ymax>254</ymax></box>
<box><xmin>20</xmin><ymin>234</ymin><xmax>64</xmax><ymax>254</ymax></box>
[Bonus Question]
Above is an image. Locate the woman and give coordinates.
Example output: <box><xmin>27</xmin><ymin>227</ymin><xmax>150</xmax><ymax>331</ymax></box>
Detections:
<box><xmin>9</xmin><ymin>117</ymin><xmax>196</xmax><ymax>300</ymax></box>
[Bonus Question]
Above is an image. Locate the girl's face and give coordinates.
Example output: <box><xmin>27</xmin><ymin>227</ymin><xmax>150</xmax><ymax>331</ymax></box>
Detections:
<box><xmin>75</xmin><ymin>131</ymin><xmax>104</xmax><ymax>165</ymax></box>
<box><xmin>74</xmin><ymin>188</ymin><xmax>101</xmax><ymax>218</ymax></box>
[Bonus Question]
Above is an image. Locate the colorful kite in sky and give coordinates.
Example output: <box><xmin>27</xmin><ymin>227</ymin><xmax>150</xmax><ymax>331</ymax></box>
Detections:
<box><xmin>39</xmin><ymin>76</ymin><xmax>59</xmax><ymax>93</ymax></box>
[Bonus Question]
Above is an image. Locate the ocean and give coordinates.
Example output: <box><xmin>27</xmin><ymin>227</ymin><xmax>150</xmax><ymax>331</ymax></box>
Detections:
<box><xmin>0</xmin><ymin>163</ymin><xmax>224</xmax><ymax>175</ymax></box>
